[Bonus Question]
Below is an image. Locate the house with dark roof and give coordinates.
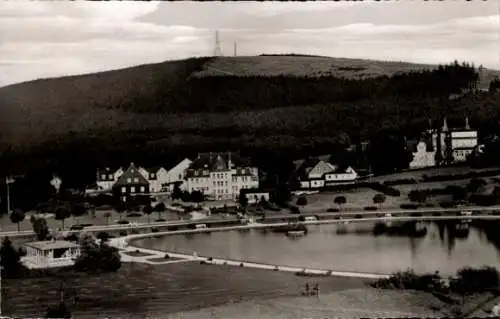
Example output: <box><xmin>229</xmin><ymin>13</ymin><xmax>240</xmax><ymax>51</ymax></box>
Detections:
<box><xmin>292</xmin><ymin>155</ymin><xmax>358</xmax><ymax>189</ymax></box>
<box><xmin>113</xmin><ymin>163</ymin><xmax>150</xmax><ymax>201</ymax></box>
<box><xmin>185</xmin><ymin>152</ymin><xmax>259</xmax><ymax>200</ymax></box>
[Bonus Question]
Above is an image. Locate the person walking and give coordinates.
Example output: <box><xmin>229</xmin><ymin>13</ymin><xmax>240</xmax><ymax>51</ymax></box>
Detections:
<box><xmin>314</xmin><ymin>283</ymin><xmax>320</xmax><ymax>297</ymax></box>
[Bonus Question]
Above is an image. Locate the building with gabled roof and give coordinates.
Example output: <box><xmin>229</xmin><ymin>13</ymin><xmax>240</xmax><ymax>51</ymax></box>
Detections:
<box><xmin>138</xmin><ymin>166</ymin><xmax>168</xmax><ymax>193</ymax></box>
<box><xmin>96</xmin><ymin>166</ymin><xmax>124</xmax><ymax>191</ymax></box>
<box><xmin>113</xmin><ymin>163</ymin><xmax>150</xmax><ymax>202</ymax></box>
<box><xmin>185</xmin><ymin>152</ymin><xmax>258</xmax><ymax>200</ymax></box>
<box><xmin>292</xmin><ymin>155</ymin><xmax>358</xmax><ymax>189</ymax></box>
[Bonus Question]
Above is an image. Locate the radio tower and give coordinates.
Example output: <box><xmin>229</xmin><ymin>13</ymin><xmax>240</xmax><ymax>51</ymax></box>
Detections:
<box><xmin>234</xmin><ymin>42</ymin><xmax>237</xmax><ymax>57</ymax></box>
<box><xmin>214</xmin><ymin>30</ymin><xmax>223</xmax><ymax>57</ymax></box>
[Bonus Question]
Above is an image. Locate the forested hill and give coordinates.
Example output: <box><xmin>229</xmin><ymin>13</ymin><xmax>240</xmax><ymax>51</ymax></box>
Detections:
<box><xmin>0</xmin><ymin>55</ymin><xmax>498</xmax><ymax>177</ymax></box>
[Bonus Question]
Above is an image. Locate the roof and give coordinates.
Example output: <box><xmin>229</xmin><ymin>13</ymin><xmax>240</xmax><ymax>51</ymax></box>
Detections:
<box><xmin>186</xmin><ymin>152</ymin><xmax>251</xmax><ymax>177</ymax></box>
<box><xmin>293</xmin><ymin>156</ymin><xmax>352</xmax><ymax>180</ymax></box>
<box><xmin>114</xmin><ymin>163</ymin><xmax>150</xmax><ymax>187</ymax></box>
<box><xmin>141</xmin><ymin>166</ymin><xmax>165</xmax><ymax>174</ymax></box>
<box><xmin>25</xmin><ymin>240</ymin><xmax>79</xmax><ymax>251</ymax></box>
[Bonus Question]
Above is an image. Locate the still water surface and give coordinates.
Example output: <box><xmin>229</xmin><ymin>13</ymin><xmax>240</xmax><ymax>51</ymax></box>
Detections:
<box><xmin>132</xmin><ymin>220</ymin><xmax>500</xmax><ymax>276</ymax></box>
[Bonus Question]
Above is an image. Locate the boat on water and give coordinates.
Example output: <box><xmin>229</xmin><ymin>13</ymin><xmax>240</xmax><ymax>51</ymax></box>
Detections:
<box><xmin>287</xmin><ymin>230</ymin><xmax>307</xmax><ymax>237</ymax></box>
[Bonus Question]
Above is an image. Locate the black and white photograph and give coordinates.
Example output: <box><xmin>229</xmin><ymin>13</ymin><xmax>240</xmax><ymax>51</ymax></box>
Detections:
<box><xmin>0</xmin><ymin>0</ymin><xmax>500</xmax><ymax>318</ymax></box>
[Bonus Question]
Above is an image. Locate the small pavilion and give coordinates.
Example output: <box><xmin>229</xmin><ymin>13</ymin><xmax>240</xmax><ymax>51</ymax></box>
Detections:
<box><xmin>22</xmin><ymin>240</ymin><xmax>81</xmax><ymax>269</ymax></box>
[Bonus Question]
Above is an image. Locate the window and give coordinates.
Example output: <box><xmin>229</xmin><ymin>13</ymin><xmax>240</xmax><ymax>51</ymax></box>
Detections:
<box><xmin>121</xmin><ymin>187</ymin><xmax>126</xmax><ymax>193</ymax></box>
<box><xmin>101</xmin><ymin>174</ymin><xmax>106</xmax><ymax>180</ymax></box>
<box><xmin>150</xmin><ymin>173</ymin><xmax>155</xmax><ymax>179</ymax></box>
<box><xmin>108</xmin><ymin>174</ymin><xmax>113</xmax><ymax>180</ymax></box>
<box><xmin>133</xmin><ymin>177</ymin><xmax>139</xmax><ymax>183</ymax></box>
<box><xmin>140</xmin><ymin>186</ymin><xmax>145</xmax><ymax>192</ymax></box>
<box><xmin>225</xmin><ymin>181</ymin><xmax>228</xmax><ymax>186</ymax></box>
<box><xmin>131</xmin><ymin>187</ymin><xmax>136</xmax><ymax>193</ymax></box>
<box><xmin>178</xmin><ymin>174</ymin><xmax>182</xmax><ymax>179</ymax></box>
<box><xmin>213</xmin><ymin>181</ymin><xmax>216</xmax><ymax>186</ymax></box>
<box><xmin>127</xmin><ymin>178</ymin><xmax>132</xmax><ymax>183</ymax></box>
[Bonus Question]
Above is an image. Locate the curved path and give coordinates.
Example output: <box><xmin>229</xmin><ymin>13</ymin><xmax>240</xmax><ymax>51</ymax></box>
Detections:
<box><xmin>110</xmin><ymin>220</ymin><xmax>396</xmax><ymax>280</ymax></box>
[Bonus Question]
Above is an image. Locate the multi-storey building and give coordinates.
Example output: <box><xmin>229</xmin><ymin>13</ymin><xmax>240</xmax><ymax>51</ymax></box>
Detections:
<box><xmin>184</xmin><ymin>152</ymin><xmax>259</xmax><ymax>200</ymax></box>
<box><xmin>409</xmin><ymin>117</ymin><xmax>478</xmax><ymax>168</ymax></box>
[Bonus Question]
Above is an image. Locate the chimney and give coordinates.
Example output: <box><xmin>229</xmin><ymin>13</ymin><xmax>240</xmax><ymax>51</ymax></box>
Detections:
<box><xmin>228</xmin><ymin>152</ymin><xmax>232</xmax><ymax>169</ymax></box>
<box><xmin>465</xmin><ymin>116</ymin><xmax>470</xmax><ymax>130</ymax></box>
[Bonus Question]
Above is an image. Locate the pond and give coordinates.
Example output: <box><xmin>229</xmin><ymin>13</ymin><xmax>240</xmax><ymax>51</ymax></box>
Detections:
<box><xmin>132</xmin><ymin>219</ymin><xmax>500</xmax><ymax>277</ymax></box>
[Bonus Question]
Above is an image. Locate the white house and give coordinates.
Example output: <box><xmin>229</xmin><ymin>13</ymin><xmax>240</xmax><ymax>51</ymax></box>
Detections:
<box><xmin>293</xmin><ymin>156</ymin><xmax>358</xmax><ymax>189</ymax></box>
<box><xmin>138</xmin><ymin>166</ymin><xmax>169</xmax><ymax>193</ymax></box>
<box><xmin>96</xmin><ymin>167</ymin><xmax>124</xmax><ymax>191</ymax></box>
<box><xmin>22</xmin><ymin>240</ymin><xmax>81</xmax><ymax>269</ymax></box>
<box><xmin>185</xmin><ymin>152</ymin><xmax>259</xmax><ymax>200</ymax></box>
<box><xmin>164</xmin><ymin>158</ymin><xmax>192</xmax><ymax>191</ymax></box>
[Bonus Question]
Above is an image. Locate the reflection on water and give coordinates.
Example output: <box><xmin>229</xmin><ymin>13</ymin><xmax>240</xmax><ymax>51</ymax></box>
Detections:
<box><xmin>133</xmin><ymin>220</ymin><xmax>500</xmax><ymax>277</ymax></box>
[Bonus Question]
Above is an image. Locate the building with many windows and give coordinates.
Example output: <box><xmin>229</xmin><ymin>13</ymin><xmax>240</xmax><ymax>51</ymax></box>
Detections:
<box><xmin>184</xmin><ymin>152</ymin><xmax>259</xmax><ymax>200</ymax></box>
<box><xmin>112</xmin><ymin>163</ymin><xmax>150</xmax><ymax>202</ymax></box>
<box><xmin>409</xmin><ymin>117</ymin><xmax>478</xmax><ymax>168</ymax></box>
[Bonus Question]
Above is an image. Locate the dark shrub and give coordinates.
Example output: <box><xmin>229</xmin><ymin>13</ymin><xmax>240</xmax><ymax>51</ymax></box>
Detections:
<box><xmin>450</xmin><ymin>266</ymin><xmax>500</xmax><ymax>293</ymax></box>
<box><xmin>298</xmin><ymin>215</ymin><xmax>305</xmax><ymax>222</ymax></box>
<box><xmin>354</xmin><ymin>214</ymin><xmax>363</xmax><ymax>219</ymax></box>
<box><xmin>327</xmin><ymin>208</ymin><xmax>340</xmax><ymax>212</ymax></box>
<box><xmin>164</xmin><ymin>254</ymin><xmax>170</xmax><ymax>259</ymax></box>
<box><xmin>364</xmin><ymin>206</ymin><xmax>377</xmax><ymax>211</ymax></box>
<box><xmin>296</xmin><ymin>196</ymin><xmax>308</xmax><ymax>206</ymax></box>
<box><xmin>119</xmin><ymin>231</ymin><xmax>127</xmax><ymax>237</ymax></box>
<box><xmin>290</xmin><ymin>206</ymin><xmax>301</xmax><ymax>214</ymax></box>
<box><xmin>151</xmin><ymin>228</ymin><xmax>159</xmax><ymax>233</ymax></box>
<box><xmin>117</xmin><ymin>220</ymin><xmax>129</xmax><ymax>225</ymax></box>
<box><xmin>155</xmin><ymin>218</ymin><xmax>166</xmax><ymax>222</ymax></box>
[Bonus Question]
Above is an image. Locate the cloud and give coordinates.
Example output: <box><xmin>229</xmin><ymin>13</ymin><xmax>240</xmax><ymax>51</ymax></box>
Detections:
<box><xmin>0</xmin><ymin>2</ymin><xmax>498</xmax><ymax>86</ymax></box>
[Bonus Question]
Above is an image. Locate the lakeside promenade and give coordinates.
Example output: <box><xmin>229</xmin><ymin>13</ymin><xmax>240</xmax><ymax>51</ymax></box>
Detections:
<box><xmin>2</xmin><ymin>204</ymin><xmax>500</xmax><ymax>238</ymax></box>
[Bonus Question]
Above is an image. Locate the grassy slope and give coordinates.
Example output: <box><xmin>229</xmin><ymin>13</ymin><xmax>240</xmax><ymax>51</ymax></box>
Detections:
<box><xmin>0</xmin><ymin>55</ymin><xmax>498</xmax><ymax>150</ymax></box>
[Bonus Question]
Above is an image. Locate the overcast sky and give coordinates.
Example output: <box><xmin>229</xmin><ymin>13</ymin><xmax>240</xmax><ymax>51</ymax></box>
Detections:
<box><xmin>0</xmin><ymin>1</ymin><xmax>498</xmax><ymax>87</ymax></box>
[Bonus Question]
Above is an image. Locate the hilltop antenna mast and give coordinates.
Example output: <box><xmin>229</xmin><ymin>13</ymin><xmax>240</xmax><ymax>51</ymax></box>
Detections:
<box><xmin>234</xmin><ymin>42</ymin><xmax>237</xmax><ymax>57</ymax></box>
<box><xmin>214</xmin><ymin>30</ymin><xmax>223</xmax><ymax>57</ymax></box>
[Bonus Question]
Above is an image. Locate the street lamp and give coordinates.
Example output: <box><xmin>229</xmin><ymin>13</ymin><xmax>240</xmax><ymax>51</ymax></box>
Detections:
<box><xmin>4</xmin><ymin>177</ymin><xmax>15</xmax><ymax>215</ymax></box>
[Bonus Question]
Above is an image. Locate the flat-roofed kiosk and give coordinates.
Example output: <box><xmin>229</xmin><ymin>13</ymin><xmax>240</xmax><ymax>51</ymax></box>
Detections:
<box><xmin>22</xmin><ymin>240</ymin><xmax>81</xmax><ymax>269</ymax></box>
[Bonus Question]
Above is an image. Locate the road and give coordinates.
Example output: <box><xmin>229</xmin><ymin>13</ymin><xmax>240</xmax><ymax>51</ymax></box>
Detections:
<box><xmin>2</xmin><ymin>205</ymin><xmax>500</xmax><ymax>238</ymax></box>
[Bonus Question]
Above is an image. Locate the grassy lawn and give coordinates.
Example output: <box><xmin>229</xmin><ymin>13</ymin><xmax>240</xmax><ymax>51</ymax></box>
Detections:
<box><xmin>297</xmin><ymin>188</ymin><xmax>406</xmax><ymax>214</ymax></box>
<box><xmin>0</xmin><ymin>210</ymin><xmax>180</xmax><ymax>233</ymax></box>
<box><xmin>122</xmin><ymin>251</ymin><xmax>155</xmax><ymax>258</ymax></box>
<box><xmin>3</xmin><ymin>262</ymin><xmax>368</xmax><ymax>319</ymax></box>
